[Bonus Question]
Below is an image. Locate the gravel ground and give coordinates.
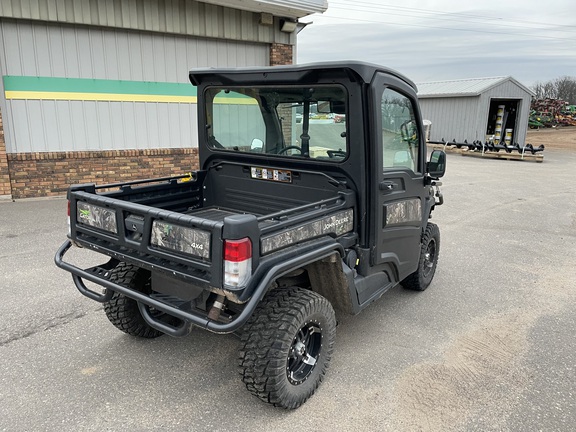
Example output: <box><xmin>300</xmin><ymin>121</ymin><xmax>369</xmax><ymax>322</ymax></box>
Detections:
<box><xmin>527</xmin><ymin>125</ymin><xmax>576</xmax><ymax>150</ymax></box>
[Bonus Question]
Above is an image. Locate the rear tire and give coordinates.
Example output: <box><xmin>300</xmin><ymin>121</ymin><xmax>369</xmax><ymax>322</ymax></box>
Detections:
<box><xmin>402</xmin><ymin>222</ymin><xmax>440</xmax><ymax>291</ymax></box>
<box><xmin>239</xmin><ymin>287</ymin><xmax>336</xmax><ymax>409</ymax></box>
<box><xmin>103</xmin><ymin>262</ymin><xmax>164</xmax><ymax>338</ymax></box>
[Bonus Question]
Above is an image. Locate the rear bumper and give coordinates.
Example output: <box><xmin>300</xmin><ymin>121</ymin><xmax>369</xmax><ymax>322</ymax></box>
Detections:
<box><xmin>55</xmin><ymin>238</ymin><xmax>343</xmax><ymax>336</ymax></box>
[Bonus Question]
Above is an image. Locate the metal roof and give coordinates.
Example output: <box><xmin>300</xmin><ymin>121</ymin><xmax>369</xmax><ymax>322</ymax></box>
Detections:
<box><xmin>417</xmin><ymin>76</ymin><xmax>535</xmax><ymax>98</ymax></box>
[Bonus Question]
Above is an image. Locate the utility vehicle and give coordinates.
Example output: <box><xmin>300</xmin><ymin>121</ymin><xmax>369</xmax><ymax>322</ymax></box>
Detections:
<box><xmin>55</xmin><ymin>62</ymin><xmax>446</xmax><ymax>409</ymax></box>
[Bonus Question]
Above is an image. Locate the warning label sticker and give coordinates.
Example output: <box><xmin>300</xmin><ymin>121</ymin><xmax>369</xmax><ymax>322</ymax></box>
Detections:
<box><xmin>250</xmin><ymin>167</ymin><xmax>292</xmax><ymax>183</ymax></box>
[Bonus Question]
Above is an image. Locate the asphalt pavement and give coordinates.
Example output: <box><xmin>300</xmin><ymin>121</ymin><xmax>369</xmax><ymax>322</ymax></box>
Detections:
<box><xmin>1</xmin><ymin>149</ymin><xmax>575</xmax><ymax>431</ymax></box>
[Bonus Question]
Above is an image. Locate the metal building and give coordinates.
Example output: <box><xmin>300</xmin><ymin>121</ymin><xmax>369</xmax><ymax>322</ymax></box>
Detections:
<box><xmin>0</xmin><ymin>0</ymin><xmax>327</xmax><ymax>199</ymax></box>
<box><xmin>417</xmin><ymin>76</ymin><xmax>535</xmax><ymax>146</ymax></box>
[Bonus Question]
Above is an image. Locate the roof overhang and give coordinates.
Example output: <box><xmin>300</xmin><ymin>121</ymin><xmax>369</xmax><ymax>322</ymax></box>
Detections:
<box><xmin>417</xmin><ymin>76</ymin><xmax>535</xmax><ymax>99</ymax></box>
<box><xmin>418</xmin><ymin>93</ymin><xmax>481</xmax><ymax>99</ymax></box>
<box><xmin>201</xmin><ymin>0</ymin><xmax>328</xmax><ymax>19</ymax></box>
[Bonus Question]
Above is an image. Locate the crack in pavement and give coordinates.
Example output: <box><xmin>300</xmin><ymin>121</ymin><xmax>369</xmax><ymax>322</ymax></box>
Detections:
<box><xmin>0</xmin><ymin>307</ymin><xmax>102</xmax><ymax>347</ymax></box>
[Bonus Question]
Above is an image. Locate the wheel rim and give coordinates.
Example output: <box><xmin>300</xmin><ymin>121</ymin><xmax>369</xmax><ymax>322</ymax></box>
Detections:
<box><xmin>423</xmin><ymin>238</ymin><xmax>437</xmax><ymax>278</ymax></box>
<box><xmin>287</xmin><ymin>321</ymin><xmax>322</xmax><ymax>385</ymax></box>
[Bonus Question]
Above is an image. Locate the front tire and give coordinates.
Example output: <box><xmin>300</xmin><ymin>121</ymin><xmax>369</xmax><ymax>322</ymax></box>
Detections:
<box><xmin>402</xmin><ymin>222</ymin><xmax>440</xmax><ymax>291</ymax></box>
<box><xmin>103</xmin><ymin>262</ymin><xmax>164</xmax><ymax>338</ymax></box>
<box><xmin>239</xmin><ymin>287</ymin><xmax>336</xmax><ymax>409</ymax></box>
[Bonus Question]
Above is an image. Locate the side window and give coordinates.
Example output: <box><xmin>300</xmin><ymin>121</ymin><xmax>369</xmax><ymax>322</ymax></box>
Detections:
<box><xmin>381</xmin><ymin>88</ymin><xmax>420</xmax><ymax>172</ymax></box>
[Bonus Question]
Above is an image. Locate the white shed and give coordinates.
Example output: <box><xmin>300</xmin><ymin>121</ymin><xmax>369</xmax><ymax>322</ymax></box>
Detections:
<box><xmin>417</xmin><ymin>76</ymin><xmax>535</xmax><ymax>146</ymax></box>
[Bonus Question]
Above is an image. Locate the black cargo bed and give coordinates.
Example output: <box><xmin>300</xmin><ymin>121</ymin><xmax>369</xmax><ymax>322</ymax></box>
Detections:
<box><xmin>187</xmin><ymin>207</ymin><xmax>252</xmax><ymax>222</ymax></box>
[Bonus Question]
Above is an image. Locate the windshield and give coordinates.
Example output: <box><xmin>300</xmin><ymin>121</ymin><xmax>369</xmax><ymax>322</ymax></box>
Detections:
<box><xmin>204</xmin><ymin>86</ymin><xmax>348</xmax><ymax>160</ymax></box>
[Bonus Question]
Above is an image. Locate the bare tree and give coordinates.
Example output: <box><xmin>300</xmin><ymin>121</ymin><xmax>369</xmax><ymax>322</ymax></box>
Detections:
<box><xmin>532</xmin><ymin>77</ymin><xmax>576</xmax><ymax>104</ymax></box>
<box><xmin>532</xmin><ymin>82</ymin><xmax>542</xmax><ymax>99</ymax></box>
<box><xmin>554</xmin><ymin>76</ymin><xmax>576</xmax><ymax>104</ymax></box>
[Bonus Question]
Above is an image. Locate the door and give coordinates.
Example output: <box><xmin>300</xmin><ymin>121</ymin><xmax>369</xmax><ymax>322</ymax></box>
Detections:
<box><xmin>371</xmin><ymin>78</ymin><xmax>426</xmax><ymax>281</ymax></box>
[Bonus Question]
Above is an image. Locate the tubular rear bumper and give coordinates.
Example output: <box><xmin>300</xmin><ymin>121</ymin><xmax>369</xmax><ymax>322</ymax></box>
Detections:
<box><xmin>55</xmin><ymin>238</ymin><xmax>343</xmax><ymax>336</ymax></box>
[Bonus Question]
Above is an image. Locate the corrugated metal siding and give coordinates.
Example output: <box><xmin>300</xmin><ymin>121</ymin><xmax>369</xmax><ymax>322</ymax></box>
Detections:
<box><xmin>214</xmin><ymin>104</ymin><xmax>266</xmax><ymax>147</ymax></box>
<box><xmin>0</xmin><ymin>20</ymin><xmax>268</xmax><ymax>153</ymax></box>
<box><xmin>418</xmin><ymin>96</ymin><xmax>481</xmax><ymax>143</ymax></box>
<box><xmin>0</xmin><ymin>0</ymin><xmax>291</xmax><ymax>44</ymax></box>
<box><xmin>0</xmin><ymin>20</ymin><xmax>267</xmax><ymax>80</ymax></box>
<box><xmin>4</xmin><ymin>100</ymin><xmax>200</xmax><ymax>152</ymax></box>
<box><xmin>479</xmin><ymin>80</ymin><xmax>533</xmax><ymax>107</ymax></box>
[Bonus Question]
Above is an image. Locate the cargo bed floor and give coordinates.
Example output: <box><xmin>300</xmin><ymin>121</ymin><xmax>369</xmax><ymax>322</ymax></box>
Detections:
<box><xmin>187</xmin><ymin>207</ymin><xmax>249</xmax><ymax>222</ymax></box>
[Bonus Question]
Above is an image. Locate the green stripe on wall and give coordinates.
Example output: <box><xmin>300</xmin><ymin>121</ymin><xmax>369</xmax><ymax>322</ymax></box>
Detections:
<box><xmin>2</xmin><ymin>76</ymin><xmax>259</xmax><ymax>104</ymax></box>
<box><xmin>3</xmin><ymin>76</ymin><xmax>197</xmax><ymax>97</ymax></box>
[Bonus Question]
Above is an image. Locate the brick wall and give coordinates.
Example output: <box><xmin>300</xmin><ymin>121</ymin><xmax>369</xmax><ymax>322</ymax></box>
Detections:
<box><xmin>7</xmin><ymin>148</ymin><xmax>199</xmax><ymax>199</ymax></box>
<box><xmin>271</xmin><ymin>43</ymin><xmax>294</xmax><ymax>144</ymax></box>
<box><xmin>270</xmin><ymin>43</ymin><xmax>293</xmax><ymax>66</ymax></box>
<box><xmin>0</xmin><ymin>111</ymin><xmax>11</xmax><ymax>198</ymax></box>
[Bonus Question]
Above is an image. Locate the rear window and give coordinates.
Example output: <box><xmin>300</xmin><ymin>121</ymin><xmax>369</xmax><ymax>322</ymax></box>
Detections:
<box><xmin>204</xmin><ymin>85</ymin><xmax>348</xmax><ymax>161</ymax></box>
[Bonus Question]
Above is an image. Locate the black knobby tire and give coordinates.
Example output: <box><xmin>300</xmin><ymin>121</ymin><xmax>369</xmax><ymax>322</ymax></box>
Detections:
<box><xmin>402</xmin><ymin>222</ymin><xmax>440</xmax><ymax>291</ymax></box>
<box><xmin>103</xmin><ymin>262</ymin><xmax>164</xmax><ymax>338</ymax></box>
<box><xmin>238</xmin><ymin>287</ymin><xmax>336</xmax><ymax>409</ymax></box>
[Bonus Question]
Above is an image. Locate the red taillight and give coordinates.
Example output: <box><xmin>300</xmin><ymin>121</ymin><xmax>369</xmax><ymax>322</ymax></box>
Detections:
<box><xmin>224</xmin><ymin>238</ymin><xmax>252</xmax><ymax>262</ymax></box>
<box><xmin>223</xmin><ymin>238</ymin><xmax>252</xmax><ymax>289</ymax></box>
<box><xmin>67</xmin><ymin>200</ymin><xmax>71</xmax><ymax>236</ymax></box>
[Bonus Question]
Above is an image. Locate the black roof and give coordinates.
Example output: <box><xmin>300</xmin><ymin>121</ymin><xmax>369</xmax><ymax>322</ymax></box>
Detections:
<box><xmin>189</xmin><ymin>61</ymin><xmax>416</xmax><ymax>91</ymax></box>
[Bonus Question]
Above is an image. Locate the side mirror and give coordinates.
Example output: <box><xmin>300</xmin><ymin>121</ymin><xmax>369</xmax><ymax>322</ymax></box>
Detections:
<box><xmin>427</xmin><ymin>150</ymin><xmax>446</xmax><ymax>178</ymax></box>
<box><xmin>317</xmin><ymin>100</ymin><xmax>345</xmax><ymax>114</ymax></box>
<box><xmin>330</xmin><ymin>100</ymin><xmax>346</xmax><ymax>114</ymax></box>
<box><xmin>250</xmin><ymin>138</ymin><xmax>264</xmax><ymax>152</ymax></box>
<box><xmin>317</xmin><ymin>101</ymin><xmax>331</xmax><ymax>113</ymax></box>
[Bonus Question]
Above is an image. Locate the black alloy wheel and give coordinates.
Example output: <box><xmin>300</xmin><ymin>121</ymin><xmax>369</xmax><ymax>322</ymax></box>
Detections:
<box><xmin>422</xmin><ymin>236</ymin><xmax>437</xmax><ymax>279</ymax></box>
<box><xmin>402</xmin><ymin>222</ymin><xmax>440</xmax><ymax>291</ymax></box>
<box><xmin>287</xmin><ymin>320</ymin><xmax>323</xmax><ymax>385</ymax></box>
<box><xmin>239</xmin><ymin>287</ymin><xmax>336</xmax><ymax>409</ymax></box>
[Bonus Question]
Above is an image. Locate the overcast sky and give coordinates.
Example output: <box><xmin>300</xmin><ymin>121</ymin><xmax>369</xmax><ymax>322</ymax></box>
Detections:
<box><xmin>296</xmin><ymin>0</ymin><xmax>576</xmax><ymax>88</ymax></box>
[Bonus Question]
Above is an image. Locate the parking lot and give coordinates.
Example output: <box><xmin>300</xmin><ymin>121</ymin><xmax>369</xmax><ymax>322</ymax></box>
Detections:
<box><xmin>1</xmin><ymin>147</ymin><xmax>575</xmax><ymax>431</ymax></box>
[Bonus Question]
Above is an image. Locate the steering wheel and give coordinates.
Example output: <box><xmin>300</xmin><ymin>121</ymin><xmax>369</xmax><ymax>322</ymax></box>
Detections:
<box><xmin>278</xmin><ymin>146</ymin><xmax>302</xmax><ymax>155</ymax></box>
<box><xmin>327</xmin><ymin>150</ymin><xmax>346</xmax><ymax>158</ymax></box>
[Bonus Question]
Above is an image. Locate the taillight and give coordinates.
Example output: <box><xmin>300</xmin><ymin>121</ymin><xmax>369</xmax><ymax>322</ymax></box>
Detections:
<box><xmin>224</xmin><ymin>238</ymin><xmax>252</xmax><ymax>262</ymax></box>
<box><xmin>67</xmin><ymin>200</ymin><xmax>71</xmax><ymax>236</ymax></box>
<box><xmin>223</xmin><ymin>238</ymin><xmax>252</xmax><ymax>289</ymax></box>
